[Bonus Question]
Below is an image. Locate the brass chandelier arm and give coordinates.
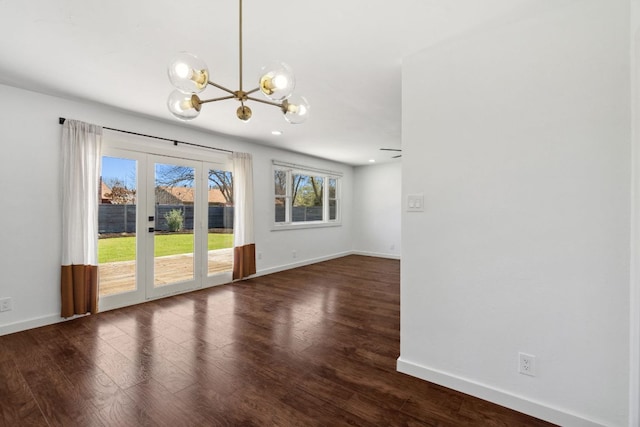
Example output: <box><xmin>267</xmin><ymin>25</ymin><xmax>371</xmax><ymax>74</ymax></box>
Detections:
<box><xmin>207</xmin><ymin>81</ymin><xmax>237</xmax><ymax>96</ymax></box>
<box><xmin>199</xmin><ymin>95</ymin><xmax>237</xmax><ymax>104</ymax></box>
<box><xmin>246</xmin><ymin>96</ymin><xmax>285</xmax><ymax>109</ymax></box>
<box><xmin>245</xmin><ymin>87</ymin><xmax>261</xmax><ymax>95</ymax></box>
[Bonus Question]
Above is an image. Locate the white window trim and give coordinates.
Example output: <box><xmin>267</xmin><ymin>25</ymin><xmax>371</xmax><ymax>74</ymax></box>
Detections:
<box><xmin>272</xmin><ymin>161</ymin><xmax>342</xmax><ymax>231</ymax></box>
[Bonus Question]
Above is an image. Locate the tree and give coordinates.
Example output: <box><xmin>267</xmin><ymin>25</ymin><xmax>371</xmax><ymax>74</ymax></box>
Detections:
<box><xmin>164</xmin><ymin>209</ymin><xmax>184</xmax><ymax>232</ymax></box>
<box><xmin>292</xmin><ymin>174</ymin><xmax>323</xmax><ymax>206</ymax></box>
<box><xmin>210</xmin><ymin>170</ymin><xmax>233</xmax><ymax>204</ymax></box>
<box><xmin>309</xmin><ymin>177</ymin><xmax>323</xmax><ymax>206</ymax></box>
<box><xmin>292</xmin><ymin>174</ymin><xmax>304</xmax><ymax>204</ymax></box>
<box><xmin>274</xmin><ymin>170</ymin><xmax>287</xmax><ymax>197</ymax></box>
<box><xmin>104</xmin><ymin>178</ymin><xmax>136</xmax><ymax>204</ymax></box>
<box><xmin>156</xmin><ymin>166</ymin><xmax>233</xmax><ymax>204</ymax></box>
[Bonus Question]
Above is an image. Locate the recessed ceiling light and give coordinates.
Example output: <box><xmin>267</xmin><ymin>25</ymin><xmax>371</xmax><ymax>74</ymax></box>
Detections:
<box><xmin>271</xmin><ymin>130</ymin><xmax>283</xmax><ymax>135</ymax></box>
<box><xmin>369</xmin><ymin>159</ymin><xmax>376</xmax><ymax>163</ymax></box>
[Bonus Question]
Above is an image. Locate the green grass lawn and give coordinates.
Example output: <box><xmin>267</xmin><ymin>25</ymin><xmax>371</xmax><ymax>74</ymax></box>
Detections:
<box><xmin>99</xmin><ymin>233</ymin><xmax>233</xmax><ymax>264</ymax></box>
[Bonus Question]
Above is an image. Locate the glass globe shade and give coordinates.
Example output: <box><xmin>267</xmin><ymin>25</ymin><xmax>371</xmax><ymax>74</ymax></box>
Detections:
<box><xmin>167</xmin><ymin>90</ymin><xmax>201</xmax><ymax>121</ymax></box>
<box><xmin>258</xmin><ymin>61</ymin><xmax>295</xmax><ymax>101</ymax></box>
<box><xmin>167</xmin><ymin>52</ymin><xmax>209</xmax><ymax>94</ymax></box>
<box><xmin>283</xmin><ymin>95</ymin><xmax>310</xmax><ymax>124</ymax></box>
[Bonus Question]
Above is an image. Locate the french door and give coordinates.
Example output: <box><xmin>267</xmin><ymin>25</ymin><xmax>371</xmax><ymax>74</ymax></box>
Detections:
<box><xmin>147</xmin><ymin>155</ymin><xmax>200</xmax><ymax>299</ymax></box>
<box><xmin>98</xmin><ymin>147</ymin><xmax>233</xmax><ymax>311</ymax></box>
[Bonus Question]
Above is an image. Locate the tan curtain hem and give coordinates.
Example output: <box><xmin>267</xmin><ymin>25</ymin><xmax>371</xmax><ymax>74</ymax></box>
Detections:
<box><xmin>233</xmin><ymin>243</ymin><xmax>256</xmax><ymax>280</ymax></box>
<box><xmin>61</xmin><ymin>265</ymin><xmax>98</xmax><ymax>318</ymax></box>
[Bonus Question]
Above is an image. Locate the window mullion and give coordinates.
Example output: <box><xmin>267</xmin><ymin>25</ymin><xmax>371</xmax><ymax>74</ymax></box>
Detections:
<box><xmin>286</xmin><ymin>169</ymin><xmax>292</xmax><ymax>224</ymax></box>
<box><xmin>322</xmin><ymin>175</ymin><xmax>328</xmax><ymax>222</ymax></box>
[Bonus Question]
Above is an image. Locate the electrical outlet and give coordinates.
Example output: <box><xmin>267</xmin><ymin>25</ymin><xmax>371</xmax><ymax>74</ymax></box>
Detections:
<box><xmin>519</xmin><ymin>352</ymin><xmax>536</xmax><ymax>376</ymax></box>
<box><xmin>257</xmin><ymin>252</ymin><xmax>262</xmax><ymax>260</ymax></box>
<box><xmin>0</xmin><ymin>297</ymin><xmax>12</xmax><ymax>312</ymax></box>
<box><xmin>292</xmin><ymin>250</ymin><xmax>297</xmax><ymax>259</ymax></box>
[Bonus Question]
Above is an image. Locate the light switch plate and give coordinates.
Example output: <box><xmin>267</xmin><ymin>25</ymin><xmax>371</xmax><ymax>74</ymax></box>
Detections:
<box><xmin>407</xmin><ymin>194</ymin><xmax>424</xmax><ymax>212</ymax></box>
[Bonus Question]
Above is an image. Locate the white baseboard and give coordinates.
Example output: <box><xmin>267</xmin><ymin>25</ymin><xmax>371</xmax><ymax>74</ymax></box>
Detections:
<box><xmin>396</xmin><ymin>357</ymin><xmax>605</xmax><ymax>427</ymax></box>
<box><xmin>254</xmin><ymin>251</ymin><xmax>354</xmax><ymax>277</ymax></box>
<box><xmin>351</xmin><ymin>250</ymin><xmax>401</xmax><ymax>260</ymax></box>
<box><xmin>0</xmin><ymin>313</ymin><xmax>69</xmax><ymax>337</ymax></box>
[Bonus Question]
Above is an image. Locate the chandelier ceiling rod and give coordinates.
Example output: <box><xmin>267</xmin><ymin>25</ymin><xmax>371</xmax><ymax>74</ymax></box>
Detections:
<box><xmin>166</xmin><ymin>0</ymin><xmax>310</xmax><ymax>123</ymax></box>
<box><xmin>239</xmin><ymin>0</ymin><xmax>243</xmax><ymax>96</ymax></box>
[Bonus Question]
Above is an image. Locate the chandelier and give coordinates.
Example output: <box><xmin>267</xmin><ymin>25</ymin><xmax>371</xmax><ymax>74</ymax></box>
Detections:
<box><xmin>166</xmin><ymin>0</ymin><xmax>309</xmax><ymax>124</ymax></box>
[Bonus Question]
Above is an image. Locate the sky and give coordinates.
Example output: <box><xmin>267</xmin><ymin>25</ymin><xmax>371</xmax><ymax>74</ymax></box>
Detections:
<box><xmin>101</xmin><ymin>156</ymin><xmax>137</xmax><ymax>189</ymax></box>
<box><xmin>101</xmin><ymin>156</ymin><xmax>210</xmax><ymax>189</ymax></box>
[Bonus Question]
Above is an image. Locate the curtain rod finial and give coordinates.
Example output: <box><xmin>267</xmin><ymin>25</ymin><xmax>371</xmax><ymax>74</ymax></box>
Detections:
<box><xmin>59</xmin><ymin>117</ymin><xmax>66</xmax><ymax>125</ymax></box>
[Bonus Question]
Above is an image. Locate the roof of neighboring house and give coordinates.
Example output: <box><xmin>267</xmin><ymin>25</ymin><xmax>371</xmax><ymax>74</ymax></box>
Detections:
<box><xmin>208</xmin><ymin>188</ymin><xmax>228</xmax><ymax>204</ymax></box>
<box><xmin>157</xmin><ymin>186</ymin><xmax>228</xmax><ymax>205</ymax></box>
<box><xmin>158</xmin><ymin>186</ymin><xmax>193</xmax><ymax>203</ymax></box>
<box><xmin>100</xmin><ymin>182</ymin><xmax>111</xmax><ymax>201</ymax></box>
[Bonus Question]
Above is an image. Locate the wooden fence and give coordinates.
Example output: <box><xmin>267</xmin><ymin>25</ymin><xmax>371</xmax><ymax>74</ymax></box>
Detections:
<box><xmin>100</xmin><ymin>204</ymin><xmax>335</xmax><ymax>234</ymax></box>
<box><xmin>275</xmin><ymin>206</ymin><xmax>332</xmax><ymax>222</ymax></box>
<box><xmin>98</xmin><ymin>204</ymin><xmax>233</xmax><ymax>233</ymax></box>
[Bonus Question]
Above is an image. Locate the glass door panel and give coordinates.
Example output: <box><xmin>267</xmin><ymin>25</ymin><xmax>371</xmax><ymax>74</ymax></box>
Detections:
<box><xmin>152</xmin><ymin>161</ymin><xmax>197</xmax><ymax>290</ymax></box>
<box><xmin>206</xmin><ymin>169</ymin><xmax>234</xmax><ymax>276</ymax></box>
<box><xmin>98</xmin><ymin>156</ymin><xmax>138</xmax><ymax>297</ymax></box>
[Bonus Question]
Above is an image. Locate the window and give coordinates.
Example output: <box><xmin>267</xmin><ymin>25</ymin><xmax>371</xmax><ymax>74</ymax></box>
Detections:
<box><xmin>273</xmin><ymin>161</ymin><xmax>341</xmax><ymax>228</ymax></box>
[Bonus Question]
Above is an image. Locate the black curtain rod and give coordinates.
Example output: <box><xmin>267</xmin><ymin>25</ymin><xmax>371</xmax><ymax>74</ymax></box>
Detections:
<box><xmin>58</xmin><ymin>117</ymin><xmax>233</xmax><ymax>154</ymax></box>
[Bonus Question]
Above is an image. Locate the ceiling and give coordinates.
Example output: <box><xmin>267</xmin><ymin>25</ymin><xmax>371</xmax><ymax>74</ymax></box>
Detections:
<box><xmin>0</xmin><ymin>0</ymin><xmax>534</xmax><ymax>165</ymax></box>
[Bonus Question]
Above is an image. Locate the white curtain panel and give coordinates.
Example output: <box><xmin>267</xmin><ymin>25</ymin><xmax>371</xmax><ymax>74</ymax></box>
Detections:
<box><xmin>232</xmin><ymin>152</ymin><xmax>255</xmax><ymax>247</ymax></box>
<box><xmin>61</xmin><ymin>120</ymin><xmax>102</xmax><ymax>266</ymax></box>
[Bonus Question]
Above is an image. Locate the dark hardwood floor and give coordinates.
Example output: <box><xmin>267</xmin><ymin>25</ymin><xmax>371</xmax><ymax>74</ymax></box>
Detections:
<box><xmin>0</xmin><ymin>255</ymin><xmax>555</xmax><ymax>426</ymax></box>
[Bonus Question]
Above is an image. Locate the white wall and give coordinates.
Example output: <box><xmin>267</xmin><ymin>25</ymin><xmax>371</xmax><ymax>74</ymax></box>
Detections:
<box><xmin>0</xmin><ymin>83</ymin><xmax>354</xmax><ymax>335</ymax></box>
<box><xmin>353</xmin><ymin>161</ymin><xmax>401</xmax><ymax>258</ymax></box>
<box><xmin>399</xmin><ymin>2</ymin><xmax>631</xmax><ymax>426</ymax></box>
<box><xmin>630</xmin><ymin>1</ymin><xmax>640</xmax><ymax>424</ymax></box>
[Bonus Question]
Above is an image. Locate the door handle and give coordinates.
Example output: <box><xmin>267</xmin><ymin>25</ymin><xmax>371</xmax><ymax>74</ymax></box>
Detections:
<box><xmin>148</xmin><ymin>227</ymin><xmax>155</xmax><ymax>233</ymax></box>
